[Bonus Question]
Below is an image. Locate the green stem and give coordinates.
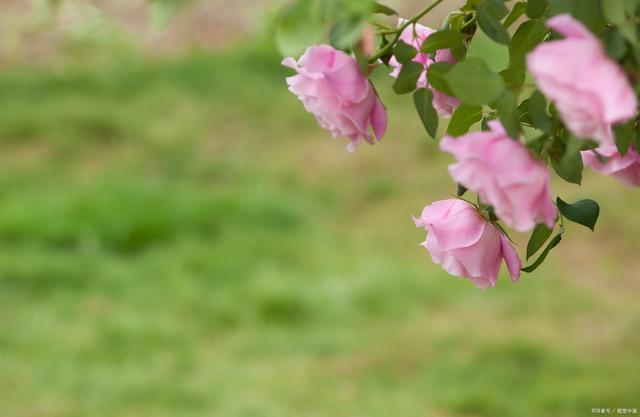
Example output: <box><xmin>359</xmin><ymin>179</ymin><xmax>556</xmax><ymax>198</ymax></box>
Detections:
<box><xmin>368</xmin><ymin>0</ymin><xmax>445</xmax><ymax>64</ymax></box>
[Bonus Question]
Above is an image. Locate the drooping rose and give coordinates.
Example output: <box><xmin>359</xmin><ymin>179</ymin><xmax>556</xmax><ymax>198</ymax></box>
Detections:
<box><xmin>282</xmin><ymin>44</ymin><xmax>387</xmax><ymax>152</ymax></box>
<box><xmin>388</xmin><ymin>19</ymin><xmax>460</xmax><ymax>117</ymax></box>
<box><xmin>413</xmin><ymin>199</ymin><xmax>522</xmax><ymax>288</ymax></box>
<box><xmin>526</xmin><ymin>14</ymin><xmax>637</xmax><ymax>145</ymax></box>
<box><xmin>440</xmin><ymin>121</ymin><xmax>557</xmax><ymax>232</ymax></box>
<box><xmin>582</xmin><ymin>145</ymin><xmax>640</xmax><ymax>187</ymax></box>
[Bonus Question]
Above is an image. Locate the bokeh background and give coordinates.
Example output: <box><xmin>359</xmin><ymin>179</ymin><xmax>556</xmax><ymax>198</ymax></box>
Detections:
<box><xmin>0</xmin><ymin>1</ymin><xmax>638</xmax><ymax>416</ymax></box>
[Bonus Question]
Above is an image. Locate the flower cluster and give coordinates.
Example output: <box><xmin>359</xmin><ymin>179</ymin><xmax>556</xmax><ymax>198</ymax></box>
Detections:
<box><xmin>279</xmin><ymin>1</ymin><xmax>640</xmax><ymax>288</ymax></box>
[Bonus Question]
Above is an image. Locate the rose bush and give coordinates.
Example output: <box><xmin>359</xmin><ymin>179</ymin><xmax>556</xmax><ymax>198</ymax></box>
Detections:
<box><xmin>277</xmin><ymin>0</ymin><xmax>640</xmax><ymax>287</ymax></box>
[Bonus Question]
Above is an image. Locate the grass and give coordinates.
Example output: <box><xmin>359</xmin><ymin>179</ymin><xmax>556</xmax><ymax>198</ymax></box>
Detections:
<box><xmin>0</xmin><ymin>35</ymin><xmax>638</xmax><ymax>417</ymax></box>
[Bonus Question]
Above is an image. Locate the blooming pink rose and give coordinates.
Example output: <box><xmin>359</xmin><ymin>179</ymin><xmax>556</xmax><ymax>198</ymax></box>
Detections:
<box><xmin>283</xmin><ymin>44</ymin><xmax>387</xmax><ymax>152</ymax></box>
<box><xmin>527</xmin><ymin>14</ymin><xmax>637</xmax><ymax>145</ymax></box>
<box><xmin>582</xmin><ymin>145</ymin><xmax>640</xmax><ymax>187</ymax></box>
<box><xmin>440</xmin><ymin>121</ymin><xmax>557</xmax><ymax>232</ymax></box>
<box><xmin>413</xmin><ymin>199</ymin><xmax>522</xmax><ymax>288</ymax></box>
<box><xmin>388</xmin><ymin>19</ymin><xmax>460</xmax><ymax>117</ymax></box>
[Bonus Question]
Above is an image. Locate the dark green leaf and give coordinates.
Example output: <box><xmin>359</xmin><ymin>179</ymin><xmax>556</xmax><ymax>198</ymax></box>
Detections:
<box><xmin>484</xmin><ymin>0</ymin><xmax>509</xmax><ymax>19</ymax></box>
<box><xmin>603</xmin><ymin>28</ymin><xmax>629</xmax><ymax>60</ymax></box>
<box><xmin>477</xmin><ymin>5</ymin><xmax>511</xmax><ymax>45</ymax></box>
<box><xmin>526</xmin><ymin>224</ymin><xmax>554</xmax><ymax>259</ymax></box>
<box><xmin>457</xmin><ymin>184</ymin><xmax>468</xmax><ymax>196</ymax></box>
<box><xmin>392</xmin><ymin>61</ymin><xmax>423</xmax><ymax>94</ymax></box>
<box><xmin>427</xmin><ymin>62</ymin><xmax>455</xmax><ymax>96</ymax></box>
<box><xmin>521</xmin><ymin>233</ymin><xmax>562</xmax><ymax>272</ymax></box>
<box><xmin>393</xmin><ymin>40</ymin><xmax>418</xmax><ymax>63</ymax></box>
<box><xmin>526</xmin><ymin>0</ymin><xmax>548</xmax><ymax>18</ymax></box>
<box><xmin>445</xmin><ymin>58</ymin><xmax>505</xmax><ymax>105</ymax></box>
<box><xmin>497</xmin><ymin>89</ymin><xmax>520</xmax><ymax>139</ymax></box>
<box><xmin>482</xmin><ymin>114</ymin><xmax>496</xmax><ymax>131</ymax></box>
<box><xmin>447</xmin><ymin>104</ymin><xmax>483</xmax><ymax>136</ymax></box>
<box><xmin>509</xmin><ymin>19</ymin><xmax>549</xmax><ymax>76</ymax></box>
<box><xmin>527</xmin><ymin>91</ymin><xmax>553</xmax><ymax>134</ymax></box>
<box><xmin>413</xmin><ymin>89</ymin><xmax>439</xmax><ymax>138</ymax></box>
<box><xmin>503</xmin><ymin>2</ymin><xmax>527</xmax><ymax>29</ymax></box>
<box><xmin>551</xmin><ymin>150</ymin><xmax>583</xmax><ymax>185</ymax></box>
<box><xmin>421</xmin><ymin>30</ymin><xmax>466</xmax><ymax>53</ymax></box>
<box><xmin>613</xmin><ymin>120</ymin><xmax>635</xmax><ymax>156</ymax></box>
<box><xmin>557</xmin><ymin>197</ymin><xmax>600</xmax><ymax>231</ymax></box>
<box><xmin>373</xmin><ymin>1</ymin><xmax>397</xmax><ymax>15</ymax></box>
<box><xmin>548</xmin><ymin>0</ymin><xmax>604</xmax><ymax>32</ymax></box>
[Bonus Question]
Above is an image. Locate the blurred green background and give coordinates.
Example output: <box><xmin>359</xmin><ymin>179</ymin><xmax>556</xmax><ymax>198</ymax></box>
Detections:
<box><xmin>0</xmin><ymin>1</ymin><xmax>638</xmax><ymax>416</ymax></box>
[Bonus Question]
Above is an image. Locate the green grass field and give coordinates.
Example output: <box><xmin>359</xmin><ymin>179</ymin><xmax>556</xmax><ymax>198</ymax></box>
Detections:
<box><xmin>0</xmin><ymin>19</ymin><xmax>639</xmax><ymax>417</ymax></box>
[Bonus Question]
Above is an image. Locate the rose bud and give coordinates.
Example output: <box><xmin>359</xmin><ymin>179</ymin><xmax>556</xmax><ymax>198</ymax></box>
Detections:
<box><xmin>413</xmin><ymin>199</ymin><xmax>522</xmax><ymax>288</ymax></box>
<box><xmin>282</xmin><ymin>44</ymin><xmax>387</xmax><ymax>152</ymax></box>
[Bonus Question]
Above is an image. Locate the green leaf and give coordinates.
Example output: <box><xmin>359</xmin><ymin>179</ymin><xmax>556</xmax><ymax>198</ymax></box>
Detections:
<box><xmin>602</xmin><ymin>0</ymin><xmax>639</xmax><ymax>24</ymax></box>
<box><xmin>503</xmin><ymin>2</ymin><xmax>527</xmax><ymax>29</ymax></box>
<box><xmin>483</xmin><ymin>0</ymin><xmax>509</xmax><ymax>19</ymax></box>
<box><xmin>613</xmin><ymin>120</ymin><xmax>635</xmax><ymax>156</ymax></box>
<box><xmin>521</xmin><ymin>233</ymin><xmax>562</xmax><ymax>272</ymax></box>
<box><xmin>551</xmin><ymin>149</ymin><xmax>583</xmax><ymax>185</ymax></box>
<box><xmin>603</xmin><ymin>28</ymin><xmax>629</xmax><ymax>60</ymax></box>
<box><xmin>497</xmin><ymin>89</ymin><xmax>520</xmax><ymax>139</ymax></box>
<box><xmin>457</xmin><ymin>184</ymin><xmax>468</xmax><ymax>196</ymax></box>
<box><xmin>602</xmin><ymin>0</ymin><xmax>640</xmax><ymax>44</ymax></box>
<box><xmin>527</xmin><ymin>90</ymin><xmax>553</xmax><ymax>134</ymax></box>
<box><xmin>510</xmin><ymin>19</ymin><xmax>549</xmax><ymax>59</ymax></box>
<box><xmin>276</xmin><ymin>0</ymin><xmax>324</xmax><ymax>56</ymax></box>
<box><xmin>421</xmin><ymin>30</ymin><xmax>466</xmax><ymax>53</ymax></box>
<box><xmin>507</xmin><ymin>19</ymin><xmax>549</xmax><ymax>85</ymax></box>
<box><xmin>557</xmin><ymin>197</ymin><xmax>600</xmax><ymax>231</ymax></box>
<box><xmin>392</xmin><ymin>61</ymin><xmax>423</xmax><ymax>94</ymax></box>
<box><xmin>426</xmin><ymin>62</ymin><xmax>455</xmax><ymax>96</ymax></box>
<box><xmin>476</xmin><ymin>5</ymin><xmax>511</xmax><ymax>45</ymax></box>
<box><xmin>372</xmin><ymin>1</ymin><xmax>397</xmax><ymax>15</ymax></box>
<box><xmin>413</xmin><ymin>89</ymin><xmax>439</xmax><ymax>139</ymax></box>
<box><xmin>467</xmin><ymin>29</ymin><xmax>510</xmax><ymax>73</ymax></box>
<box><xmin>447</xmin><ymin>104</ymin><xmax>483</xmax><ymax>136</ymax></box>
<box><xmin>393</xmin><ymin>40</ymin><xmax>418</xmax><ymax>63</ymax></box>
<box><xmin>526</xmin><ymin>0</ymin><xmax>548</xmax><ymax>18</ymax></box>
<box><xmin>548</xmin><ymin>0</ymin><xmax>604</xmax><ymax>31</ymax></box>
<box><xmin>444</xmin><ymin>58</ymin><xmax>505</xmax><ymax>105</ymax></box>
<box><xmin>526</xmin><ymin>224</ymin><xmax>554</xmax><ymax>259</ymax></box>
<box><xmin>330</xmin><ymin>16</ymin><xmax>366</xmax><ymax>49</ymax></box>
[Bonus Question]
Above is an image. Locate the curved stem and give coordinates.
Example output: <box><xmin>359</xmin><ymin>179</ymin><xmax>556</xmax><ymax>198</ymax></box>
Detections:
<box><xmin>368</xmin><ymin>0</ymin><xmax>445</xmax><ymax>64</ymax></box>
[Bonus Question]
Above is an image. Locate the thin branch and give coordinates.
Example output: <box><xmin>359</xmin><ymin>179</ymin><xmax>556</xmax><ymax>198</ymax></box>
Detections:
<box><xmin>368</xmin><ymin>0</ymin><xmax>445</xmax><ymax>64</ymax></box>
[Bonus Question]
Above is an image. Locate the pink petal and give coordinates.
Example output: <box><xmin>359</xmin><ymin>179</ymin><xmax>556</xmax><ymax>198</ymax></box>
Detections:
<box><xmin>500</xmin><ymin>234</ymin><xmax>522</xmax><ymax>282</ymax></box>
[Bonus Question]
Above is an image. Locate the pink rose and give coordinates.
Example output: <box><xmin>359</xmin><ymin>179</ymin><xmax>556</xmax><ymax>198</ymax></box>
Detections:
<box><xmin>440</xmin><ymin>121</ymin><xmax>557</xmax><ymax>232</ymax></box>
<box><xmin>283</xmin><ymin>44</ymin><xmax>387</xmax><ymax>152</ymax></box>
<box><xmin>413</xmin><ymin>199</ymin><xmax>522</xmax><ymax>288</ymax></box>
<box><xmin>527</xmin><ymin>14</ymin><xmax>637</xmax><ymax>145</ymax></box>
<box><xmin>388</xmin><ymin>19</ymin><xmax>460</xmax><ymax>117</ymax></box>
<box><xmin>582</xmin><ymin>145</ymin><xmax>640</xmax><ymax>187</ymax></box>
